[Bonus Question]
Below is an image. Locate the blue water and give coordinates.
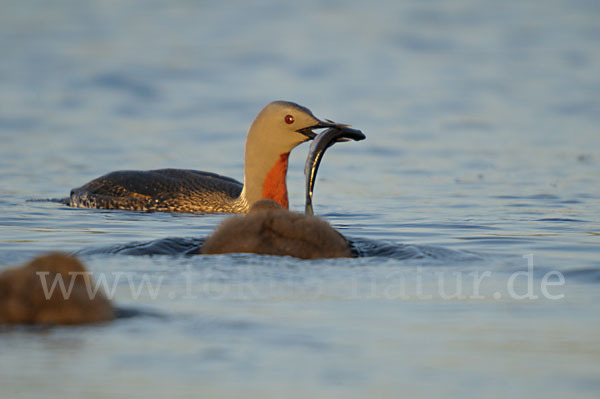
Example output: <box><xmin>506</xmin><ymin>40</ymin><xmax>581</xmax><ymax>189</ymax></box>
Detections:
<box><xmin>1</xmin><ymin>0</ymin><xmax>600</xmax><ymax>398</ymax></box>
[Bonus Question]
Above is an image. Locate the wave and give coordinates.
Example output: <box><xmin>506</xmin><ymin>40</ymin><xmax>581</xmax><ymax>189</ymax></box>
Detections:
<box><xmin>76</xmin><ymin>235</ymin><xmax>480</xmax><ymax>262</ymax></box>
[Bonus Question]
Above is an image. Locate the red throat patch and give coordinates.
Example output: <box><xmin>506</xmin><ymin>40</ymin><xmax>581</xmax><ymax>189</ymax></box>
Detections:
<box><xmin>262</xmin><ymin>152</ymin><xmax>290</xmax><ymax>209</ymax></box>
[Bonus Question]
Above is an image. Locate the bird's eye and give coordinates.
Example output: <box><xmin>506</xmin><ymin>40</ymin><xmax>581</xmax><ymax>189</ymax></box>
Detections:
<box><xmin>284</xmin><ymin>114</ymin><xmax>294</xmax><ymax>124</ymax></box>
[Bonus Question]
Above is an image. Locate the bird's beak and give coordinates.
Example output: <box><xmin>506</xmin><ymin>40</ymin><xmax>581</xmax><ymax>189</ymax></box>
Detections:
<box><xmin>296</xmin><ymin>119</ymin><xmax>350</xmax><ymax>140</ymax></box>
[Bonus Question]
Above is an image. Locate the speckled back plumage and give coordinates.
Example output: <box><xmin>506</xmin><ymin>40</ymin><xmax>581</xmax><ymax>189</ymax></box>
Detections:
<box><xmin>70</xmin><ymin>169</ymin><xmax>247</xmax><ymax>213</ymax></box>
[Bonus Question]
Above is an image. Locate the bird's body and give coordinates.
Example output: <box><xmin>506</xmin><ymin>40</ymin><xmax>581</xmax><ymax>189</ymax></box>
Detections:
<box><xmin>70</xmin><ymin>169</ymin><xmax>245</xmax><ymax>213</ymax></box>
<box><xmin>0</xmin><ymin>254</ymin><xmax>114</xmax><ymax>325</ymax></box>
<box><xmin>201</xmin><ymin>199</ymin><xmax>352</xmax><ymax>259</ymax></box>
<box><xmin>68</xmin><ymin>101</ymin><xmax>349</xmax><ymax>213</ymax></box>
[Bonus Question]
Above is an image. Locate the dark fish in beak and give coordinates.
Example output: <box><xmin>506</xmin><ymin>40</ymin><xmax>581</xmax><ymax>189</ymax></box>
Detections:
<box><xmin>297</xmin><ymin>119</ymin><xmax>350</xmax><ymax>140</ymax></box>
<box><xmin>304</xmin><ymin>126</ymin><xmax>366</xmax><ymax>215</ymax></box>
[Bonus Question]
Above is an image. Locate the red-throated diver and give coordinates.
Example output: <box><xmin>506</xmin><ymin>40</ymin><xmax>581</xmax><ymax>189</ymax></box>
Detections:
<box><xmin>0</xmin><ymin>253</ymin><xmax>115</xmax><ymax>325</ymax></box>
<box><xmin>68</xmin><ymin>101</ymin><xmax>352</xmax><ymax>213</ymax></box>
<box><xmin>201</xmin><ymin>199</ymin><xmax>352</xmax><ymax>259</ymax></box>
